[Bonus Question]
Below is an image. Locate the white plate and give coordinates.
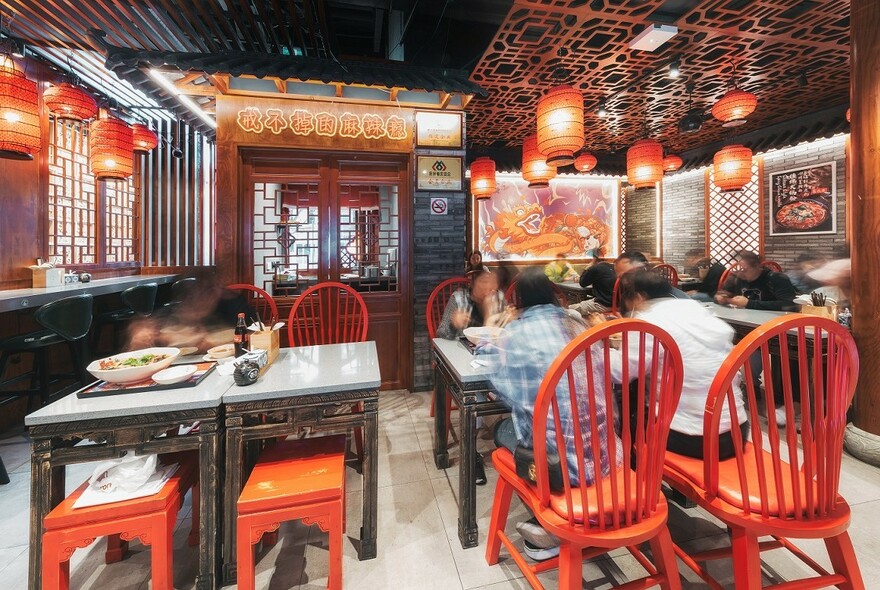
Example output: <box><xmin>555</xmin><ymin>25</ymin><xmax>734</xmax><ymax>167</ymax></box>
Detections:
<box><xmin>152</xmin><ymin>365</ymin><xmax>198</xmax><ymax>385</ymax></box>
<box><xmin>87</xmin><ymin>347</ymin><xmax>180</xmax><ymax>384</ymax></box>
<box><xmin>206</xmin><ymin>344</ymin><xmax>235</xmax><ymax>359</ymax></box>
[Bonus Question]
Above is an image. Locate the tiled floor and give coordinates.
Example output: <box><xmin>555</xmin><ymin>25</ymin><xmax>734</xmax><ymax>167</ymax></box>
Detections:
<box><xmin>2</xmin><ymin>389</ymin><xmax>880</xmax><ymax>589</ymax></box>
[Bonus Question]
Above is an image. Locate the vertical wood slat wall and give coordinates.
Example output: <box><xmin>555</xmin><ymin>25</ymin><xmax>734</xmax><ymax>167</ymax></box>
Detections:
<box><xmin>140</xmin><ymin>119</ymin><xmax>215</xmax><ymax>268</ymax></box>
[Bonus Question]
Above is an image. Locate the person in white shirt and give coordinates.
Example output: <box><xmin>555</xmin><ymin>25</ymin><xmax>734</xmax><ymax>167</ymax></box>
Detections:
<box><xmin>611</xmin><ymin>270</ymin><xmax>749</xmax><ymax>459</ymax></box>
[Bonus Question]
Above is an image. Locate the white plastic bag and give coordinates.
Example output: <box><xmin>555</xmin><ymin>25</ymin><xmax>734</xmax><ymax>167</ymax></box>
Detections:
<box><xmin>88</xmin><ymin>451</ymin><xmax>158</xmax><ymax>494</ymax></box>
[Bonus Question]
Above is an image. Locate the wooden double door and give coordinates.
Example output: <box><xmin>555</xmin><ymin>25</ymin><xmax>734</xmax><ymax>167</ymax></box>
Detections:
<box><xmin>241</xmin><ymin>149</ymin><xmax>411</xmax><ymax>390</ymax></box>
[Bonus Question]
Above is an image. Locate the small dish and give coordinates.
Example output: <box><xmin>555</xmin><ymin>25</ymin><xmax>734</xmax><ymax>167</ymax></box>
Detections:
<box><xmin>152</xmin><ymin>365</ymin><xmax>197</xmax><ymax>385</ymax></box>
<box><xmin>206</xmin><ymin>344</ymin><xmax>235</xmax><ymax>359</ymax></box>
<box><xmin>177</xmin><ymin>346</ymin><xmax>199</xmax><ymax>356</ymax></box>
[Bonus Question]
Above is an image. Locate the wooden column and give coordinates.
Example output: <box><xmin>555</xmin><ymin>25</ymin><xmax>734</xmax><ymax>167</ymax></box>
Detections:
<box><xmin>850</xmin><ymin>0</ymin><xmax>880</xmax><ymax>435</ymax></box>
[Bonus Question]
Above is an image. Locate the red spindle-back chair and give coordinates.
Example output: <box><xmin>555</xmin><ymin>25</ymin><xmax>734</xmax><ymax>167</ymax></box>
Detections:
<box><xmin>227</xmin><ymin>284</ymin><xmax>279</xmax><ymax>325</ymax></box>
<box><xmin>663</xmin><ymin>314</ymin><xmax>862</xmax><ymax>589</ymax></box>
<box><xmin>287</xmin><ymin>282</ymin><xmax>368</xmax><ymax>346</ymax></box>
<box><xmin>609</xmin><ymin>277</ymin><xmax>622</xmax><ymax>316</ymax></box>
<box><xmin>426</xmin><ymin>277</ymin><xmax>470</xmax><ymax>425</ymax></box>
<box><xmin>485</xmin><ymin>318</ymin><xmax>684</xmax><ymax>589</ymax></box>
<box><xmin>504</xmin><ymin>278</ymin><xmax>566</xmax><ymax>308</ymax></box>
<box><xmin>761</xmin><ymin>259</ymin><xmax>783</xmax><ymax>272</ymax></box>
<box><xmin>651</xmin><ymin>263</ymin><xmax>680</xmax><ymax>287</ymax></box>
<box><xmin>716</xmin><ymin>263</ymin><xmax>744</xmax><ymax>294</ymax></box>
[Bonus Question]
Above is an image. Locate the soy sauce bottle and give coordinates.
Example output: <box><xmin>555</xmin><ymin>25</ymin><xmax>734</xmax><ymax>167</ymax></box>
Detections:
<box><xmin>234</xmin><ymin>313</ymin><xmax>248</xmax><ymax>357</ymax></box>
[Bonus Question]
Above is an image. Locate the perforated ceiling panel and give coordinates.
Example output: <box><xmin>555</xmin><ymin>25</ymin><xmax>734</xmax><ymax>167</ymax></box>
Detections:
<box><xmin>467</xmin><ymin>0</ymin><xmax>849</xmax><ymax>157</ymax></box>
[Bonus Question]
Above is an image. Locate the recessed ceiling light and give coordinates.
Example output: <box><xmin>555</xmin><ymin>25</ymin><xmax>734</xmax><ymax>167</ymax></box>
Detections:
<box><xmin>628</xmin><ymin>25</ymin><xmax>678</xmax><ymax>52</ymax></box>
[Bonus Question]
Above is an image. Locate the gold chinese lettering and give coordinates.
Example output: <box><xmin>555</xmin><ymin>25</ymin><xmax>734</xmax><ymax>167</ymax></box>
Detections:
<box><xmin>362</xmin><ymin>114</ymin><xmax>386</xmax><ymax>139</ymax></box>
<box><xmin>237</xmin><ymin>107</ymin><xmax>264</xmax><ymax>133</ymax></box>
<box><xmin>314</xmin><ymin>112</ymin><xmax>339</xmax><ymax>136</ymax></box>
<box><xmin>385</xmin><ymin>115</ymin><xmax>407</xmax><ymax>141</ymax></box>
<box><xmin>339</xmin><ymin>112</ymin><xmax>362</xmax><ymax>138</ymax></box>
<box><xmin>264</xmin><ymin>108</ymin><xmax>287</xmax><ymax>134</ymax></box>
<box><xmin>289</xmin><ymin>109</ymin><xmax>315</xmax><ymax>136</ymax></box>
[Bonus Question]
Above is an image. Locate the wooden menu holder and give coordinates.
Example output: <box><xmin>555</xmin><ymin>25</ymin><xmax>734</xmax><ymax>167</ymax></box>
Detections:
<box><xmin>799</xmin><ymin>304</ymin><xmax>839</xmax><ymax>322</ymax></box>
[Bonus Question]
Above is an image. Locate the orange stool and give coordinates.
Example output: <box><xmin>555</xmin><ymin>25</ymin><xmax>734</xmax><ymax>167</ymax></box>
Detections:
<box><xmin>237</xmin><ymin>435</ymin><xmax>347</xmax><ymax>590</ymax></box>
<box><xmin>41</xmin><ymin>453</ymin><xmax>198</xmax><ymax>590</ymax></box>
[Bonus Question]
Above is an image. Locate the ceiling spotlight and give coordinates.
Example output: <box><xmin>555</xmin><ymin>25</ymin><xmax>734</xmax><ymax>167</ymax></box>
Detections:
<box><xmin>597</xmin><ymin>101</ymin><xmax>607</xmax><ymax>118</ymax></box>
<box><xmin>668</xmin><ymin>58</ymin><xmax>681</xmax><ymax>79</ymax></box>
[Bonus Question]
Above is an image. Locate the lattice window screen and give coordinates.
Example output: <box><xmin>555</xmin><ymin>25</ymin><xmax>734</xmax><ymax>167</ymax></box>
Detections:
<box><xmin>619</xmin><ymin>186</ymin><xmax>628</xmax><ymax>253</ymax></box>
<box><xmin>707</xmin><ymin>160</ymin><xmax>762</xmax><ymax>263</ymax></box>
<box><xmin>104</xmin><ymin>177</ymin><xmax>137</xmax><ymax>263</ymax></box>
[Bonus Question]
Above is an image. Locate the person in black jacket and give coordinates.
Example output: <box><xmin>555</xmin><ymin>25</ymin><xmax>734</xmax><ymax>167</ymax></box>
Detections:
<box><xmin>569</xmin><ymin>254</ymin><xmax>617</xmax><ymax>315</ymax></box>
<box><xmin>684</xmin><ymin>249</ymin><xmax>725</xmax><ymax>301</ymax></box>
<box><xmin>715</xmin><ymin>250</ymin><xmax>797</xmax><ymax>311</ymax></box>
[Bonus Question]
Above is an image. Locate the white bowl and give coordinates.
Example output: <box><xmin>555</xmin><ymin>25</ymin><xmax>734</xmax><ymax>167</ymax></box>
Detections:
<box><xmin>152</xmin><ymin>365</ymin><xmax>198</xmax><ymax>385</ymax></box>
<box><xmin>87</xmin><ymin>347</ymin><xmax>180</xmax><ymax>384</ymax></box>
<box><xmin>463</xmin><ymin>326</ymin><xmax>509</xmax><ymax>346</ymax></box>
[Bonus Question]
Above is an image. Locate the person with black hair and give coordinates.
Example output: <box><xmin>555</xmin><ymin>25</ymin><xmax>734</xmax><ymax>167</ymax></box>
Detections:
<box><xmin>436</xmin><ymin>271</ymin><xmax>505</xmax><ymax>340</ymax></box>
<box><xmin>465</xmin><ymin>249</ymin><xmax>486</xmax><ymax>276</ymax></box>
<box><xmin>569</xmin><ymin>254</ymin><xmax>616</xmax><ymax>315</ymax></box>
<box><xmin>684</xmin><ymin>248</ymin><xmax>726</xmax><ymax>301</ymax></box>
<box><xmin>716</xmin><ymin>250</ymin><xmax>797</xmax><ymax>311</ymax></box>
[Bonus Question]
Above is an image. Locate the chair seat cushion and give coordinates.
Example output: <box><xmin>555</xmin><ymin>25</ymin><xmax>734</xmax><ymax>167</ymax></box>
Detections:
<box><xmin>238</xmin><ymin>435</ymin><xmax>347</xmax><ymax>515</ymax></box>
<box><xmin>665</xmin><ymin>442</ymin><xmax>818</xmax><ymax>517</ymax></box>
<box><xmin>0</xmin><ymin>330</ymin><xmax>64</xmax><ymax>351</ymax></box>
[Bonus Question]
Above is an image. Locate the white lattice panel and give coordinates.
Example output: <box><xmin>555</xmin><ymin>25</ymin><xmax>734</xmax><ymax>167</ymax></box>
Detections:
<box><xmin>707</xmin><ymin>161</ymin><xmax>762</xmax><ymax>263</ymax></box>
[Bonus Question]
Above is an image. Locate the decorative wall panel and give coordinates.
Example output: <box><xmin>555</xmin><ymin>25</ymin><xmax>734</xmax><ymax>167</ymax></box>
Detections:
<box><xmin>707</xmin><ymin>160</ymin><xmax>763</xmax><ymax>264</ymax></box>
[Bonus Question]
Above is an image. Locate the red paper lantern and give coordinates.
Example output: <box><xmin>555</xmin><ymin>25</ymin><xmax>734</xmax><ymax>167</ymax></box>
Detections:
<box><xmin>470</xmin><ymin>156</ymin><xmax>496</xmax><ymax>199</ymax></box>
<box><xmin>522</xmin><ymin>134</ymin><xmax>556</xmax><ymax>188</ymax></box>
<box><xmin>713</xmin><ymin>144</ymin><xmax>753</xmax><ymax>192</ymax></box>
<box><xmin>663</xmin><ymin>154</ymin><xmax>683</xmax><ymax>172</ymax></box>
<box><xmin>43</xmin><ymin>82</ymin><xmax>97</xmax><ymax>121</ymax></box>
<box><xmin>574</xmin><ymin>151</ymin><xmax>597</xmax><ymax>173</ymax></box>
<box><xmin>89</xmin><ymin>117</ymin><xmax>134</xmax><ymax>180</ymax></box>
<box><xmin>626</xmin><ymin>139</ymin><xmax>663</xmax><ymax>188</ymax></box>
<box><xmin>0</xmin><ymin>57</ymin><xmax>40</xmax><ymax>160</ymax></box>
<box><xmin>536</xmin><ymin>85</ymin><xmax>584</xmax><ymax>167</ymax></box>
<box><xmin>711</xmin><ymin>88</ymin><xmax>757</xmax><ymax>127</ymax></box>
<box><xmin>846</xmin><ymin>107</ymin><xmax>851</xmax><ymax>123</ymax></box>
<box><xmin>132</xmin><ymin>123</ymin><xmax>159</xmax><ymax>152</ymax></box>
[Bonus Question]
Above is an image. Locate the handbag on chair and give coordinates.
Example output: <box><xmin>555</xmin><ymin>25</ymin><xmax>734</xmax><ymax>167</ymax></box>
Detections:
<box><xmin>513</xmin><ymin>444</ymin><xmax>564</xmax><ymax>492</ymax></box>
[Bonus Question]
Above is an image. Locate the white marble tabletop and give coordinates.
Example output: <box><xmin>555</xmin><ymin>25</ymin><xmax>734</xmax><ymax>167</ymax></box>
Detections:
<box><xmin>222</xmin><ymin>341</ymin><xmax>381</xmax><ymax>403</ymax></box>
<box><xmin>705</xmin><ymin>303</ymin><xmax>789</xmax><ymax>328</ymax></box>
<box><xmin>432</xmin><ymin>337</ymin><xmax>494</xmax><ymax>385</ymax></box>
<box><xmin>25</xmin><ymin>366</ymin><xmax>230</xmax><ymax>426</ymax></box>
<box><xmin>0</xmin><ymin>274</ymin><xmax>177</xmax><ymax>313</ymax></box>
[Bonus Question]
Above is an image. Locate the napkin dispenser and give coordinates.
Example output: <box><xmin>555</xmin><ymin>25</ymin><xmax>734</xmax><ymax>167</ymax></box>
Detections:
<box><xmin>800</xmin><ymin>303</ymin><xmax>838</xmax><ymax>322</ymax></box>
<box><xmin>249</xmin><ymin>329</ymin><xmax>279</xmax><ymax>366</ymax></box>
<box><xmin>30</xmin><ymin>266</ymin><xmax>65</xmax><ymax>288</ymax></box>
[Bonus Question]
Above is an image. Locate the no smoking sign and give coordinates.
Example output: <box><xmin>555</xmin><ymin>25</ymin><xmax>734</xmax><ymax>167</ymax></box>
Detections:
<box><xmin>430</xmin><ymin>197</ymin><xmax>448</xmax><ymax>215</ymax></box>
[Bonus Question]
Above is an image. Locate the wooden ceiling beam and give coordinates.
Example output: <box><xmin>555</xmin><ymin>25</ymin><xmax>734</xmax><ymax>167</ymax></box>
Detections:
<box><xmin>439</xmin><ymin>92</ymin><xmax>452</xmax><ymax>109</ymax></box>
<box><xmin>174</xmin><ymin>84</ymin><xmax>217</xmax><ymax>97</ymax></box>
<box><xmin>232</xmin><ymin>0</ymin><xmax>265</xmax><ymax>52</ymax></box>
<box><xmin>271</xmin><ymin>0</ymin><xmax>295</xmax><ymax>55</ymax></box>
<box><xmin>252</xmin><ymin>0</ymin><xmax>284</xmax><ymax>53</ymax></box>
<box><xmin>207</xmin><ymin>74</ymin><xmax>230</xmax><ymax>95</ymax></box>
<box><xmin>274</xmin><ymin>78</ymin><xmax>286</xmax><ymax>93</ymax></box>
<box><xmin>204</xmin><ymin>2</ymin><xmax>245</xmax><ymax>51</ymax></box>
<box><xmin>113</xmin><ymin>0</ymin><xmax>188</xmax><ymax>51</ymax></box>
<box><xmin>156</xmin><ymin>0</ymin><xmax>213</xmax><ymax>52</ymax></box>
<box><xmin>285</xmin><ymin>0</ymin><xmax>309</xmax><ymax>56</ymax></box>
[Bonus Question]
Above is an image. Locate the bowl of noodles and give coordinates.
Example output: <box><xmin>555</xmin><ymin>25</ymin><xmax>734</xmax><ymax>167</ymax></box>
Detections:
<box><xmin>87</xmin><ymin>347</ymin><xmax>180</xmax><ymax>384</ymax></box>
<box><xmin>775</xmin><ymin>199</ymin><xmax>829</xmax><ymax>231</ymax></box>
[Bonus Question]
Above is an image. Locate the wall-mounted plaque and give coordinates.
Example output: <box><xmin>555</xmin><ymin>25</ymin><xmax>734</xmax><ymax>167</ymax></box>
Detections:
<box><xmin>415</xmin><ymin>111</ymin><xmax>463</xmax><ymax>148</ymax></box>
<box><xmin>416</xmin><ymin>155</ymin><xmax>463</xmax><ymax>191</ymax></box>
<box><xmin>769</xmin><ymin>161</ymin><xmax>836</xmax><ymax>235</ymax></box>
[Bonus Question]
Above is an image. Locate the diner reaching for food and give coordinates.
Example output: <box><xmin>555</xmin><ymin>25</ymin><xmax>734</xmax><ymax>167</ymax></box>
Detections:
<box><xmin>715</xmin><ymin>249</ymin><xmax>798</xmax><ymax>310</ymax></box>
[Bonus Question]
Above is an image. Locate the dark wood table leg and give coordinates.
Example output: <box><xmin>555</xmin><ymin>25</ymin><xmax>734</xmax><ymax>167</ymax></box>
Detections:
<box><xmin>360</xmin><ymin>397</ymin><xmax>379</xmax><ymax>560</ymax></box>
<box><xmin>433</xmin><ymin>366</ymin><xmax>450</xmax><ymax>469</ymax></box>
<box><xmin>28</xmin><ymin>439</ymin><xmax>65</xmax><ymax>590</ymax></box>
<box><xmin>221</xmin><ymin>417</ymin><xmax>244</xmax><ymax>585</ymax></box>
<box><xmin>196</xmin><ymin>423</ymin><xmax>220</xmax><ymax>590</ymax></box>
<box><xmin>457</xmin><ymin>399</ymin><xmax>479</xmax><ymax>549</ymax></box>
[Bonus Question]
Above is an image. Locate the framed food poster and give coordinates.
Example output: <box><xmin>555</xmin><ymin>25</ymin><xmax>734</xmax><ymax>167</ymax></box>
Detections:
<box><xmin>769</xmin><ymin>162</ymin><xmax>836</xmax><ymax>235</ymax></box>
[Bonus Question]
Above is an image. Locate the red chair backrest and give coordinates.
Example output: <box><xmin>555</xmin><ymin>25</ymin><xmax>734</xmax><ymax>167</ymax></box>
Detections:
<box><xmin>426</xmin><ymin>277</ymin><xmax>470</xmax><ymax>339</ymax></box>
<box><xmin>716</xmin><ymin>263</ymin><xmax>743</xmax><ymax>293</ymax></box>
<box><xmin>651</xmin><ymin>264</ymin><xmax>679</xmax><ymax>288</ymax></box>
<box><xmin>287</xmin><ymin>281</ymin><xmax>368</xmax><ymax>346</ymax></box>
<box><xmin>610</xmin><ymin>277</ymin><xmax>622</xmax><ymax>315</ymax></box>
<box><xmin>531</xmin><ymin>318</ymin><xmax>684</xmax><ymax>532</ymax></box>
<box><xmin>701</xmin><ymin>314</ymin><xmax>859</xmax><ymax>519</ymax></box>
<box><xmin>761</xmin><ymin>260</ymin><xmax>783</xmax><ymax>272</ymax></box>
<box><xmin>227</xmin><ymin>283</ymin><xmax>279</xmax><ymax>324</ymax></box>
<box><xmin>504</xmin><ymin>277</ymin><xmax>566</xmax><ymax>308</ymax></box>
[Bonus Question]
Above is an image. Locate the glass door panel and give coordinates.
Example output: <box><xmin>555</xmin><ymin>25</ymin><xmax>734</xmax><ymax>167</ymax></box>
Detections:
<box><xmin>337</xmin><ymin>183</ymin><xmax>400</xmax><ymax>292</ymax></box>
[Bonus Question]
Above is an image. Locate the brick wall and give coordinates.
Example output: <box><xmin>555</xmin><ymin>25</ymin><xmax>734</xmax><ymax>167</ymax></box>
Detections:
<box><xmin>623</xmin><ymin>186</ymin><xmax>658</xmax><ymax>256</ymax></box>
<box><xmin>661</xmin><ymin>169</ymin><xmax>707</xmax><ymax>270</ymax></box>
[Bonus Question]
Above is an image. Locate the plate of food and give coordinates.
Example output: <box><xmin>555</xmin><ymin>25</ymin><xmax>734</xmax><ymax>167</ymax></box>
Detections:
<box><xmin>775</xmin><ymin>199</ymin><xmax>829</xmax><ymax>231</ymax></box>
<box><xmin>87</xmin><ymin>347</ymin><xmax>180</xmax><ymax>384</ymax></box>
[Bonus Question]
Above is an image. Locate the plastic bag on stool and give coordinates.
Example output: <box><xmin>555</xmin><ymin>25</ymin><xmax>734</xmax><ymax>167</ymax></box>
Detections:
<box><xmin>88</xmin><ymin>451</ymin><xmax>158</xmax><ymax>494</ymax></box>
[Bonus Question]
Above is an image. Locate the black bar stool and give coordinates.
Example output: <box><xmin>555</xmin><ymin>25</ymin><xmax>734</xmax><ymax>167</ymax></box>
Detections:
<box><xmin>91</xmin><ymin>283</ymin><xmax>158</xmax><ymax>355</ymax></box>
<box><xmin>0</xmin><ymin>294</ymin><xmax>94</xmax><ymax>410</ymax></box>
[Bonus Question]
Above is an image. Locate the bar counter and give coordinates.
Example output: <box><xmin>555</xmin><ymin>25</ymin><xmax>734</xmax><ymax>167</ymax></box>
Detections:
<box><xmin>0</xmin><ymin>274</ymin><xmax>177</xmax><ymax>313</ymax></box>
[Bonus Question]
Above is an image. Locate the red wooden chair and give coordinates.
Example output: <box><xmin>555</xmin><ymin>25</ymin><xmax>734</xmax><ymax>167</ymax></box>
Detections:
<box><xmin>426</xmin><ymin>277</ymin><xmax>470</xmax><ymax>440</ymax></box>
<box><xmin>651</xmin><ymin>263</ymin><xmax>680</xmax><ymax>288</ymax></box>
<box><xmin>287</xmin><ymin>281</ymin><xmax>368</xmax><ymax>346</ymax></box>
<box><xmin>227</xmin><ymin>283</ymin><xmax>279</xmax><ymax>324</ymax></box>
<box><xmin>663</xmin><ymin>314</ymin><xmax>863</xmax><ymax>589</ymax></box>
<box><xmin>716</xmin><ymin>263</ymin><xmax>743</xmax><ymax>294</ymax></box>
<box><xmin>485</xmin><ymin>318</ymin><xmax>685</xmax><ymax>589</ymax></box>
<box><xmin>504</xmin><ymin>278</ymin><xmax>566</xmax><ymax>308</ymax></box>
<box><xmin>760</xmin><ymin>260</ymin><xmax>783</xmax><ymax>272</ymax></box>
<box><xmin>609</xmin><ymin>277</ymin><xmax>622</xmax><ymax>316</ymax></box>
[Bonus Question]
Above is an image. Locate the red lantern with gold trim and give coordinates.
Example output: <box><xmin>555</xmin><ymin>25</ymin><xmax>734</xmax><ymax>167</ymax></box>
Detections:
<box><xmin>574</xmin><ymin>151</ymin><xmax>597</xmax><ymax>173</ymax></box>
<box><xmin>43</xmin><ymin>82</ymin><xmax>98</xmax><ymax>122</ymax></box>
<box><xmin>522</xmin><ymin>134</ymin><xmax>556</xmax><ymax>188</ymax></box>
<box><xmin>711</xmin><ymin>88</ymin><xmax>757</xmax><ymax>127</ymax></box>
<box><xmin>536</xmin><ymin>85</ymin><xmax>584</xmax><ymax>167</ymax></box>
<box><xmin>132</xmin><ymin>123</ymin><xmax>159</xmax><ymax>152</ymax></box>
<box><xmin>626</xmin><ymin>139</ymin><xmax>663</xmax><ymax>188</ymax></box>
<box><xmin>713</xmin><ymin>144</ymin><xmax>753</xmax><ymax>192</ymax></box>
<box><xmin>846</xmin><ymin>108</ymin><xmax>851</xmax><ymax>123</ymax></box>
<box><xmin>0</xmin><ymin>56</ymin><xmax>40</xmax><ymax>160</ymax></box>
<box><xmin>470</xmin><ymin>156</ymin><xmax>496</xmax><ymax>199</ymax></box>
<box><xmin>89</xmin><ymin>117</ymin><xmax>134</xmax><ymax>180</ymax></box>
<box><xmin>663</xmin><ymin>154</ymin><xmax>683</xmax><ymax>173</ymax></box>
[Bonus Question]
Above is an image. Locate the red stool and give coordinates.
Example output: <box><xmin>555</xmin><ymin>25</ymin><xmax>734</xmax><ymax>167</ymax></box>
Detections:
<box><xmin>237</xmin><ymin>435</ymin><xmax>347</xmax><ymax>590</ymax></box>
<box><xmin>41</xmin><ymin>453</ymin><xmax>198</xmax><ymax>590</ymax></box>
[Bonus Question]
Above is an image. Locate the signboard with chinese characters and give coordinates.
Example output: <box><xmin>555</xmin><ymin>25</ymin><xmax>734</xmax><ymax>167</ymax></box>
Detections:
<box><xmin>416</xmin><ymin>155</ymin><xmax>463</xmax><ymax>191</ymax></box>
<box><xmin>217</xmin><ymin>95</ymin><xmax>415</xmax><ymax>153</ymax></box>
<box><xmin>415</xmin><ymin>111</ymin><xmax>463</xmax><ymax>148</ymax></box>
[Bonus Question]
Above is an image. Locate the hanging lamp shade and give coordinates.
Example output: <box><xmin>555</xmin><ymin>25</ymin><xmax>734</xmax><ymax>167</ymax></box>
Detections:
<box><xmin>711</xmin><ymin>88</ymin><xmax>757</xmax><ymax>127</ymax></box>
<box><xmin>131</xmin><ymin>123</ymin><xmax>159</xmax><ymax>152</ymax></box>
<box><xmin>536</xmin><ymin>85</ymin><xmax>584</xmax><ymax>166</ymax></box>
<box><xmin>626</xmin><ymin>139</ymin><xmax>663</xmax><ymax>188</ymax></box>
<box><xmin>713</xmin><ymin>144</ymin><xmax>753</xmax><ymax>192</ymax></box>
<box><xmin>43</xmin><ymin>82</ymin><xmax>97</xmax><ymax>121</ymax></box>
<box><xmin>574</xmin><ymin>151</ymin><xmax>597</xmax><ymax>173</ymax></box>
<box><xmin>846</xmin><ymin>108</ymin><xmax>851</xmax><ymax>123</ymax></box>
<box><xmin>0</xmin><ymin>57</ymin><xmax>40</xmax><ymax>160</ymax></box>
<box><xmin>663</xmin><ymin>154</ymin><xmax>683</xmax><ymax>172</ymax></box>
<box><xmin>522</xmin><ymin>134</ymin><xmax>556</xmax><ymax>188</ymax></box>
<box><xmin>470</xmin><ymin>156</ymin><xmax>496</xmax><ymax>199</ymax></box>
<box><xmin>89</xmin><ymin>117</ymin><xmax>134</xmax><ymax>180</ymax></box>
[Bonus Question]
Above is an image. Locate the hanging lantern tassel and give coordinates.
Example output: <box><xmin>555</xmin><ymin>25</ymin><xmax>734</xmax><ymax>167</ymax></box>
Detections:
<box><xmin>43</xmin><ymin>82</ymin><xmax>98</xmax><ymax>121</ymax></box>
<box><xmin>711</xmin><ymin>88</ymin><xmax>758</xmax><ymax>127</ymax></box>
<box><xmin>90</xmin><ymin>117</ymin><xmax>134</xmax><ymax>180</ymax></box>
<box><xmin>663</xmin><ymin>154</ymin><xmax>683</xmax><ymax>173</ymax></box>
<box><xmin>536</xmin><ymin>85</ymin><xmax>584</xmax><ymax>167</ymax></box>
<box><xmin>470</xmin><ymin>156</ymin><xmax>496</xmax><ymax>199</ymax></box>
<box><xmin>626</xmin><ymin>139</ymin><xmax>664</xmax><ymax>188</ymax></box>
<box><xmin>522</xmin><ymin>134</ymin><xmax>557</xmax><ymax>188</ymax></box>
<box><xmin>574</xmin><ymin>151</ymin><xmax>597</xmax><ymax>173</ymax></box>
<box><xmin>0</xmin><ymin>57</ymin><xmax>40</xmax><ymax>160</ymax></box>
<box><xmin>713</xmin><ymin>144</ymin><xmax>753</xmax><ymax>192</ymax></box>
<box><xmin>132</xmin><ymin>123</ymin><xmax>159</xmax><ymax>152</ymax></box>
